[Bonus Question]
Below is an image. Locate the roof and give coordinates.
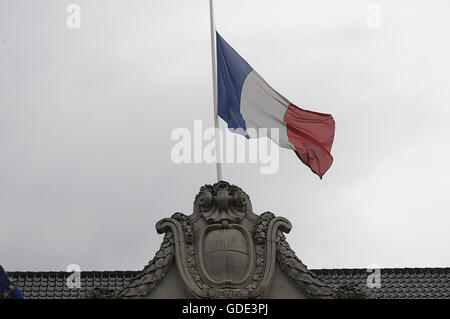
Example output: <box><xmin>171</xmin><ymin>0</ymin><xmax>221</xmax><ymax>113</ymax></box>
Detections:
<box><xmin>313</xmin><ymin>268</ymin><xmax>450</xmax><ymax>299</ymax></box>
<box><xmin>8</xmin><ymin>271</ymin><xmax>138</xmax><ymax>299</ymax></box>
<box><xmin>8</xmin><ymin>268</ymin><xmax>450</xmax><ymax>299</ymax></box>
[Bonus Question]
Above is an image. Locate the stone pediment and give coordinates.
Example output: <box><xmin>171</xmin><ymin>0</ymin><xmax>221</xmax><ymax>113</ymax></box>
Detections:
<box><xmin>114</xmin><ymin>181</ymin><xmax>374</xmax><ymax>299</ymax></box>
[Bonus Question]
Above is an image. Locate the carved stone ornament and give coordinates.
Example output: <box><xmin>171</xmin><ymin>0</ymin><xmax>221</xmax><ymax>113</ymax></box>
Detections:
<box><xmin>112</xmin><ymin>181</ymin><xmax>376</xmax><ymax>299</ymax></box>
<box><xmin>195</xmin><ymin>182</ymin><xmax>247</xmax><ymax>223</ymax></box>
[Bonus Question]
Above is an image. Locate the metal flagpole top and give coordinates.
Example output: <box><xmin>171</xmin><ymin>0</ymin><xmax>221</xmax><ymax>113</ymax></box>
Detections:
<box><xmin>209</xmin><ymin>0</ymin><xmax>222</xmax><ymax>182</ymax></box>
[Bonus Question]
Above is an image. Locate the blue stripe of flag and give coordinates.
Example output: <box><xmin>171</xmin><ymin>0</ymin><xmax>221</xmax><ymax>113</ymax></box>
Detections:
<box><xmin>216</xmin><ymin>32</ymin><xmax>253</xmax><ymax>135</ymax></box>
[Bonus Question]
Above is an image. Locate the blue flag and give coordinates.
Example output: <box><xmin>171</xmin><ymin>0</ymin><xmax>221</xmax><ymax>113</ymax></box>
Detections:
<box><xmin>0</xmin><ymin>265</ymin><xmax>23</xmax><ymax>299</ymax></box>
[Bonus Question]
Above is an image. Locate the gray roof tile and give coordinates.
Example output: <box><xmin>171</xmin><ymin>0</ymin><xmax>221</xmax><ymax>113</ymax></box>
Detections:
<box><xmin>7</xmin><ymin>268</ymin><xmax>450</xmax><ymax>299</ymax></box>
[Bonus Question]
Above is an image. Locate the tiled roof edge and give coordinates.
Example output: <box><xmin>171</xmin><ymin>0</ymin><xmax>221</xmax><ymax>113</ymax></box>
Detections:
<box><xmin>311</xmin><ymin>267</ymin><xmax>450</xmax><ymax>273</ymax></box>
<box><xmin>9</xmin><ymin>267</ymin><xmax>450</xmax><ymax>275</ymax></box>
<box><xmin>8</xmin><ymin>270</ymin><xmax>140</xmax><ymax>278</ymax></box>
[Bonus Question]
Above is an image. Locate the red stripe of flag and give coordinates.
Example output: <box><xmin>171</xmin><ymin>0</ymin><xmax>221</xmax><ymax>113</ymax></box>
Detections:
<box><xmin>284</xmin><ymin>103</ymin><xmax>335</xmax><ymax>179</ymax></box>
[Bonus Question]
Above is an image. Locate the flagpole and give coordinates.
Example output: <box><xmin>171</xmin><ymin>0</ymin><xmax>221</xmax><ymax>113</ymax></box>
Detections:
<box><xmin>209</xmin><ymin>0</ymin><xmax>222</xmax><ymax>182</ymax></box>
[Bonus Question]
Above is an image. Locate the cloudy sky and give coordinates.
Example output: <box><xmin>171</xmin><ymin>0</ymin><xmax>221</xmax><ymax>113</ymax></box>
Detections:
<box><xmin>1</xmin><ymin>0</ymin><xmax>450</xmax><ymax>272</ymax></box>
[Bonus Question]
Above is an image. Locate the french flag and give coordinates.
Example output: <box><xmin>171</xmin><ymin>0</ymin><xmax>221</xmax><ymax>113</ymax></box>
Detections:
<box><xmin>216</xmin><ymin>32</ymin><xmax>335</xmax><ymax>178</ymax></box>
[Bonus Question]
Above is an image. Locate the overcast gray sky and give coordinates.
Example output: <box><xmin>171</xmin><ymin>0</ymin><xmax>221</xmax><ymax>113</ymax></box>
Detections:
<box><xmin>1</xmin><ymin>0</ymin><xmax>450</xmax><ymax>271</ymax></box>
